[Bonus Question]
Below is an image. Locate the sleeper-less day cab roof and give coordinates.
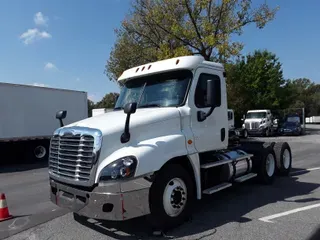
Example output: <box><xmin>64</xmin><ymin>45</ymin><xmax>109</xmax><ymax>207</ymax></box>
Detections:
<box><xmin>117</xmin><ymin>55</ymin><xmax>224</xmax><ymax>82</ymax></box>
<box><xmin>247</xmin><ymin>109</ymin><xmax>269</xmax><ymax>113</ymax></box>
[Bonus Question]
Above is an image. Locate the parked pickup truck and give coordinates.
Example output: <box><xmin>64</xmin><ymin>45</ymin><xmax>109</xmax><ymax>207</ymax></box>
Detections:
<box><xmin>48</xmin><ymin>56</ymin><xmax>292</xmax><ymax>231</ymax></box>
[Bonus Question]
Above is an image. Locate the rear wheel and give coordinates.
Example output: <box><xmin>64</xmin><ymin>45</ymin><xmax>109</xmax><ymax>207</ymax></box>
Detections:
<box><xmin>27</xmin><ymin>141</ymin><xmax>49</xmax><ymax>162</ymax></box>
<box><xmin>148</xmin><ymin>164</ymin><xmax>194</xmax><ymax>232</ymax></box>
<box><xmin>274</xmin><ymin>142</ymin><xmax>292</xmax><ymax>176</ymax></box>
<box><xmin>264</xmin><ymin>127</ymin><xmax>271</xmax><ymax>137</ymax></box>
<box><xmin>252</xmin><ymin>145</ymin><xmax>276</xmax><ymax>184</ymax></box>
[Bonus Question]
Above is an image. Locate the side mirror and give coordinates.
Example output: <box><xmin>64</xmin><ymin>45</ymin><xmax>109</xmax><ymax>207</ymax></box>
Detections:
<box><xmin>56</xmin><ymin>110</ymin><xmax>67</xmax><ymax>120</ymax></box>
<box><xmin>124</xmin><ymin>102</ymin><xmax>137</xmax><ymax>114</ymax></box>
<box><xmin>206</xmin><ymin>79</ymin><xmax>215</xmax><ymax>106</ymax></box>
<box><xmin>56</xmin><ymin>110</ymin><xmax>67</xmax><ymax>127</ymax></box>
<box><xmin>121</xmin><ymin>102</ymin><xmax>137</xmax><ymax>144</ymax></box>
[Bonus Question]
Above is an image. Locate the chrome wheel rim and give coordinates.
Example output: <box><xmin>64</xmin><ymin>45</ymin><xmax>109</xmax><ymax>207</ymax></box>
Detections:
<box><xmin>163</xmin><ymin>178</ymin><xmax>187</xmax><ymax>217</ymax></box>
<box><xmin>266</xmin><ymin>153</ymin><xmax>275</xmax><ymax>177</ymax></box>
<box><xmin>283</xmin><ymin>149</ymin><xmax>291</xmax><ymax>169</ymax></box>
<box><xmin>34</xmin><ymin>146</ymin><xmax>46</xmax><ymax>159</ymax></box>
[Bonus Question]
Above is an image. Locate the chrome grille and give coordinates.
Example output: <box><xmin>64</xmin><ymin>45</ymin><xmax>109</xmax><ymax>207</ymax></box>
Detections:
<box><xmin>251</xmin><ymin>122</ymin><xmax>260</xmax><ymax>129</ymax></box>
<box><xmin>245</xmin><ymin>122</ymin><xmax>260</xmax><ymax>129</ymax></box>
<box><xmin>48</xmin><ymin>127</ymin><xmax>102</xmax><ymax>186</ymax></box>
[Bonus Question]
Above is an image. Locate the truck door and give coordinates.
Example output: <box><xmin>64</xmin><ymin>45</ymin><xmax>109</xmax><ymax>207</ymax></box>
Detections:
<box><xmin>189</xmin><ymin>67</ymin><xmax>227</xmax><ymax>153</ymax></box>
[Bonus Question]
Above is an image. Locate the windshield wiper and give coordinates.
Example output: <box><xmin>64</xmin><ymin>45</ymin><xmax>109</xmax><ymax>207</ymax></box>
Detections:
<box><xmin>138</xmin><ymin>104</ymin><xmax>161</xmax><ymax>108</ymax></box>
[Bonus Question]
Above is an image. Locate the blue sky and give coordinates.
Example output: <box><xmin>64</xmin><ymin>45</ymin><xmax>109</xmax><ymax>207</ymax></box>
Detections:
<box><xmin>0</xmin><ymin>0</ymin><xmax>319</xmax><ymax>103</ymax></box>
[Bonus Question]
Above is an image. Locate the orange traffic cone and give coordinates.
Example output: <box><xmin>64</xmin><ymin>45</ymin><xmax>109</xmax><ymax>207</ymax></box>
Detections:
<box><xmin>0</xmin><ymin>193</ymin><xmax>12</xmax><ymax>221</ymax></box>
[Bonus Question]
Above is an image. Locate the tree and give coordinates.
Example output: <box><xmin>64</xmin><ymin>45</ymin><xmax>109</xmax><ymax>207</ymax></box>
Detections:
<box><xmin>95</xmin><ymin>92</ymin><xmax>119</xmax><ymax>109</ymax></box>
<box><xmin>106</xmin><ymin>0</ymin><xmax>279</xmax><ymax>81</ymax></box>
<box><xmin>285</xmin><ymin>78</ymin><xmax>320</xmax><ymax>116</ymax></box>
<box><xmin>226</xmin><ymin>50</ymin><xmax>285</xmax><ymax>121</ymax></box>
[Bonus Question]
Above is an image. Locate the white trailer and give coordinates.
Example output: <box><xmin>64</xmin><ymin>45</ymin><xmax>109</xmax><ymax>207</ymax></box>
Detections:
<box><xmin>0</xmin><ymin>82</ymin><xmax>88</xmax><ymax>163</ymax></box>
<box><xmin>48</xmin><ymin>56</ymin><xmax>292</xmax><ymax>232</ymax></box>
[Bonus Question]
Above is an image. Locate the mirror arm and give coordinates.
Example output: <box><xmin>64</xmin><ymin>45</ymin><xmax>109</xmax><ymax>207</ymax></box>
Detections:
<box><xmin>197</xmin><ymin>106</ymin><xmax>215</xmax><ymax>122</ymax></box>
<box><xmin>59</xmin><ymin>119</ymin><xmax>64</xmax><ymax>127</ymax></box>
<box><xmin>121</xmin><ymin>113</ymin><xmax>131</xmax><ymax>143</ymax></box>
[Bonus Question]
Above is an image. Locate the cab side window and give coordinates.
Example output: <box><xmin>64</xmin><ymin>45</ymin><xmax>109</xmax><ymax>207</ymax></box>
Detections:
<box><xmin>195</xmin><ymin>73</ymin><xmax>221</xmax><ymax>108</ymax></box>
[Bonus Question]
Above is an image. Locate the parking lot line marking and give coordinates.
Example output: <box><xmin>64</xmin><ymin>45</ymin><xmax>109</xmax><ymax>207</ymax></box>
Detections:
<box><xmin>291</xmin><ymin>167</ymin><xmax>320</xmax><ymax>175</ymax></box>
<box><xmin>259</xmin><ymin>203</ymin><xmax>320</xmax><ymax>223</ymax></box>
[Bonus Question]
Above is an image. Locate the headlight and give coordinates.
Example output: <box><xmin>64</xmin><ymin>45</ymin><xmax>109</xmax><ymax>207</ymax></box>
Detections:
<box><xmin>99</xmin><ymin>156</ymin><xmax>137</xmax><ymax>181</ymax></box>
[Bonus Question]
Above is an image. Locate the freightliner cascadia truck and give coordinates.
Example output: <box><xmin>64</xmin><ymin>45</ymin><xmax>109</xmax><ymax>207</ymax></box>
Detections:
<box><xmin>48</xmin><ymin>56</ymin><xmax>292</xmax><ymax>231</ymax></box>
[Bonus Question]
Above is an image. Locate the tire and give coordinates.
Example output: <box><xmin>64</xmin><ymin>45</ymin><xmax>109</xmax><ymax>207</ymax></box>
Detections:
<box><xmin>242</xmin><ymin>129</ymin><xmax>248</xmax><ymax>139</ymax></box>
<box><xmin>147</xmin><ymin>164</ymin><xmax>195</xmax><ymax>231</ymax></box>
<box><xmin>264</xmin><ymin>127</ymin><xmax>271</xmax><ymax>137</ymax></box>
<box><xmin>274</xmin><ymin>142</ymin><xmax>292</xmax><ymax>176</ymax></box>
<box><xmin>252</xmin><ymin>145</ymin><xmax>276</xmax><ymax>185</ymax></box>
<box><xmin>26</xmin><ymin>140</ymin><xmax>49</xmax><ymax>163</ymax></box>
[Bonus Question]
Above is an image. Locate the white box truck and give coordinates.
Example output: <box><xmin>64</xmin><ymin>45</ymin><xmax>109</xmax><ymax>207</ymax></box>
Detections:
<box><xmin>0</xmin><ymin>82</ymin><xmax>88</xmax><ymax>163</ymax></box>
<box><xmin>48</xmin><ymin>56</ymin><xmax>293</xmax><ymax>232</ymax></box>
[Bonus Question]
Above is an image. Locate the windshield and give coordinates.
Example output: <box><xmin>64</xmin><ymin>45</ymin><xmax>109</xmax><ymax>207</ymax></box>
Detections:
<box><xmin>246</xmin><ymin>112</ymin><xmax>267</xmax><ymax>119</ymax></box>
<box><xmin>115</xmin><ymin>70</ymin><xmax>192</xmax><ymax>109</ymax></box>
<box><xmin>287</xmin><ymin>116</ymin><xmax>300</xmax><ymax>123</ymax></box>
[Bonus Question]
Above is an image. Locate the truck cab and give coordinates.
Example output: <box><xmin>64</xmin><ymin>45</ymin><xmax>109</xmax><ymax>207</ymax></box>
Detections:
<box><xmin>243</xmin><ymin>109</ymin><xmax>273</xmax><ymax>136</ymax></box>
<box><xmin>49</xmin><ymin>56</ymin><xmax>292</xmax><ymax>231</ymax></box>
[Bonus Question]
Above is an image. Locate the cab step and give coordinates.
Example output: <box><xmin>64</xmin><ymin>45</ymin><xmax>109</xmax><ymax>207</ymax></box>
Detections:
<box><xmin>234</xmin><ymin>173</ymin><xmax>257</xmax><ymax>183</ymax></box>
<box><xmin>202</xmin><ymin>182</ymin><xmax>232</xmax><ymax>195</ymax></box>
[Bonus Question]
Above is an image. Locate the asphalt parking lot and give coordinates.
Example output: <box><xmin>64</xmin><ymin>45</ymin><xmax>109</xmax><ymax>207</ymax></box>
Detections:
<box><xmin>1</xmin><ymin>125</ymin><xmax>320</xmax><ymax>240</ymax></box>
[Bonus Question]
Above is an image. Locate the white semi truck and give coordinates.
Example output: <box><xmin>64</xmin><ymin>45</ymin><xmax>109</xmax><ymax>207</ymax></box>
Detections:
<box><xmin>0</xmin><ymin>82</ymin><xmax>88</xmax><ymax>163</ymax></box>
<box><xmin>48</xmin><ymin>56</ymin><xmax>292</xmax><ymax>231</ymax></box>
<box><xmin>243</xmin><ymin>109</ymin><xmax>274</xmax><ymax>137</ymax></box>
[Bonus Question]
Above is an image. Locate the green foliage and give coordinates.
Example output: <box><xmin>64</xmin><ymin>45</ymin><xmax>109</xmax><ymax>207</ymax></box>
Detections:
<box><xmin>95</xmin><ymin>92</ymin><xmax>119</xmax><ymax>109</ymax></box>
<box><xmin>87</xmin><ymin>92</ymin><xmax>119</xmax><ymax>117</ymax></box>
<box><xmin>226</xmin><ymin>50</ymin><xmax>285</xmax><ymax>117</ymax></box>
<box><xmin>106</xmin><ymin>0</ymin><xmax>279</xmax><ymax>81</ymax></box>
<box><xmin>284</xmin><ymin>78</ymin><xmax>320</xmax><ymax>116</ymax></box>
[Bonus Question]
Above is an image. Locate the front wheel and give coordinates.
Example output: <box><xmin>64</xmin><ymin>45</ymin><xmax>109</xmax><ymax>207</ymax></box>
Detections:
<box><xmin>242</xmin><ymin>129</ymin><xmax>248</xmax><ymax>139</ymax></box>
<box><xmin>148</xmin><ymin>164</ymin><xmax>194</xmax><ymax>231</ymax></box>
<box><xmin>264</xmin><ymin>127</ymin><xmax>271</xmax><ymax>137</ymax></box>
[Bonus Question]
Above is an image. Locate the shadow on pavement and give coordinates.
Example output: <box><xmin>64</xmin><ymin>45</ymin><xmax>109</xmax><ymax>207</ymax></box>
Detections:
<box><xmin>307</xmin><ymin>226</ymin><xmax>320</xmax><ymax>240</ymax></box>
<box><xmin>74</xmin><ymin>175</ymin><xmax>320</xmax><ymax>239</ymax></box>
<box><xmin>0</xmin><ymin>162</ymin><xmax>48</xmax><ymax>174</ymax></box>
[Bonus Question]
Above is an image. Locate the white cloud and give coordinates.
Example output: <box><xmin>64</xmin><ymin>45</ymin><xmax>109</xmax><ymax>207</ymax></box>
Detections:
<box><xmin>44</xmin><ymin>62</ymin><xmax>58</xmax><ymax>71</ymax></box>
<box><xmin>32</xmin><ymin>83</ymin><xmax>48</xmax><ymax>87</ymax></box>
<box><xmin>34</xmin><ymin>12</ymin><xmax>49</xmax><ymax>26</ymax></box>
<box><xmin>19</xmin><ymin>28</ymin><xmax>52</xmax><ymax>45</ymax></box>
<box><xmin>88</xmin><ymin>94</ymin><xmax>97</xmax><ymax>102</ymax></box>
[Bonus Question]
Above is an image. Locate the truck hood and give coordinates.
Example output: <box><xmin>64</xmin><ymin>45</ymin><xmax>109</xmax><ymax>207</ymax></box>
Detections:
<box><xmin>244</xmin><ymin>118</ymin><xmax>265</xmax><ymax>122</ymax></box>
<box><xmin>64</xmin><ymin>107</ymin><xmax>181</xmax><ymax>136</ymax></box>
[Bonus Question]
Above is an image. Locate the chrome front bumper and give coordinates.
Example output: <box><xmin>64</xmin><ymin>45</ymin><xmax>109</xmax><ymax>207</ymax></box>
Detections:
<box><xmin>50</xmin><ymin>177</ymin><xmax>151</xmax><ymax>221</ymax></box>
